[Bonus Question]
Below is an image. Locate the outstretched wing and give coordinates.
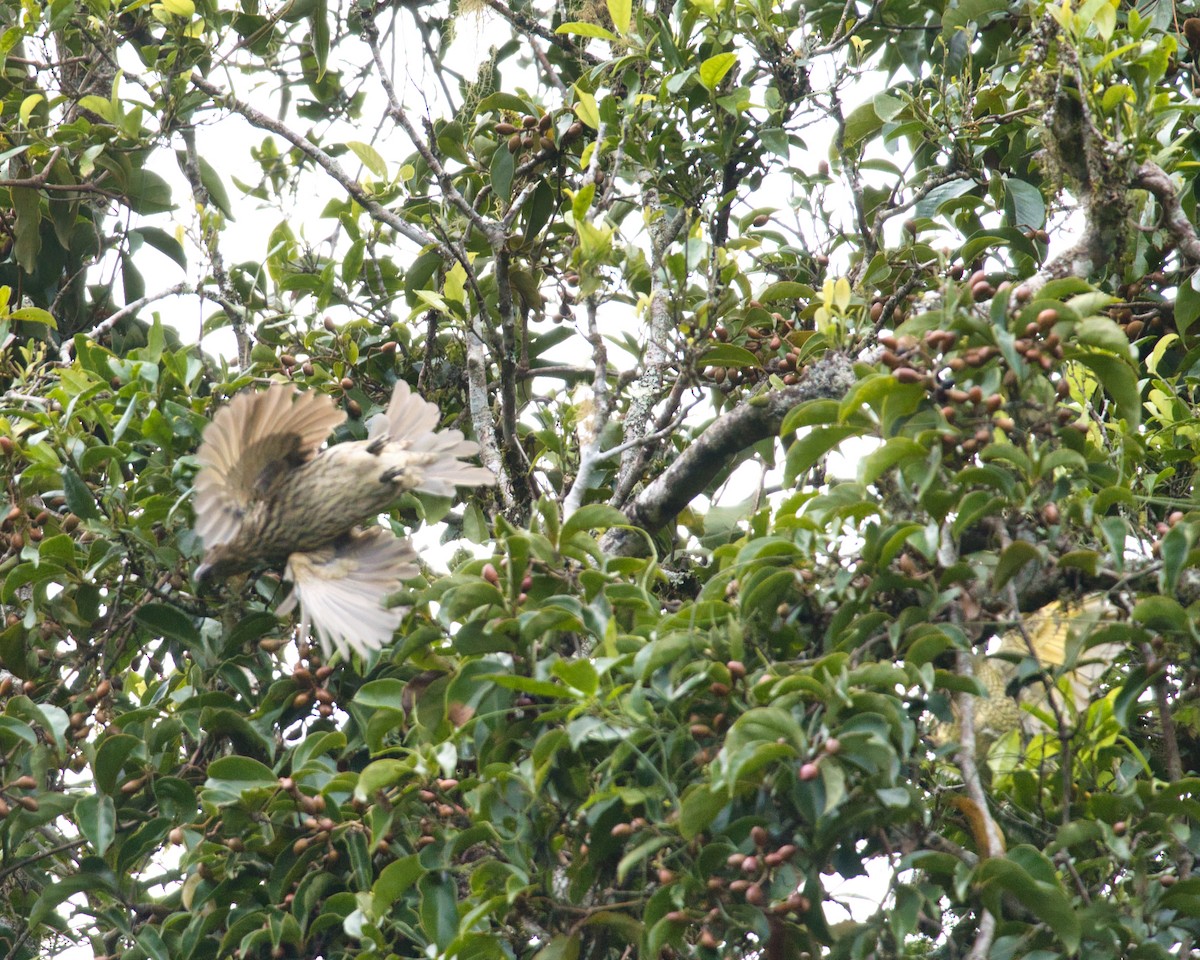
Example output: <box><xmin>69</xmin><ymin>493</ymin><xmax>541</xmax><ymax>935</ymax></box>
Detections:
<box><xmin>367</xmin><ymin>380</ymin><xmax>495</xmax><ymax>496</ymax></box>
<box><xmin>280</xmin><ymin>526</ymin><xmax>419</xmax><ymax>660</ymax></box>
<box><xmin>194</xmin><ymin>384</ymin><xmax>345</xmax><ymax>548</ymax></box>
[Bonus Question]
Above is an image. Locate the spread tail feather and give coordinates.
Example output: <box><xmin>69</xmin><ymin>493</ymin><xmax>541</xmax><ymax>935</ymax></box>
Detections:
<box><xmin>368</xmin><ymin>381</ymin><xmax>495</xmax><ymax>496</ymax></box>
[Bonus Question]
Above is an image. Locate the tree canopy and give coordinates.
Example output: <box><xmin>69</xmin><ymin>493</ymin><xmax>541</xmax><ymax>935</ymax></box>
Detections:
<box><xmin>1</xmin><ymin>0</ymin><xmax>1199</xmax><ymax>957</ymax></box>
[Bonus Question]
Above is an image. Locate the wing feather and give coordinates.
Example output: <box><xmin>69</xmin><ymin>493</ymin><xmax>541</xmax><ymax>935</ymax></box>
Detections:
<box><xmin>194</xmin><ymin>385</ymin><xmax>345</xmax><ymax>547</ymax></box>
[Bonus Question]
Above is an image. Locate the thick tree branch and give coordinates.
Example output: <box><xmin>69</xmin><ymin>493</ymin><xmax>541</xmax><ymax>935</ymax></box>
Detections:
<box><xmin>601</xmin><ymin>353</ymin><xmax>856</xmax><ymax>555</ymax></box>
<box><xmin>610</xmin><ymin>192</ymin><xmax>689</xmax><ymax>508</ymax></box>
<box><xmin>1133</xmin><ymin>161</ymin><xmax>1200</xmax><ymax>266</ymax></box>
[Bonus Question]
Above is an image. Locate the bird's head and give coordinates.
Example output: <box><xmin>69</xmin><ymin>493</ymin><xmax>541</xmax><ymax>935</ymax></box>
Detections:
<box><xmin>194</xmin><ymin>544</ymin><xmax>243</xmax><ymax>585</ymax></box>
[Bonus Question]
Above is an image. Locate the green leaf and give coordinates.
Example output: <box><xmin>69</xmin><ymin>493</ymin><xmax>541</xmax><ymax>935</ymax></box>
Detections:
<box><xmin>61</xmin><ymin>469</ymin><xmax>100</xmax><ymax>520</ymax></box>
<box><xmin>19</xmin><ymin>93</ymin><xmax>45</xmax><ymax>126</ymax></box>
<box><xmin>699</xmin><ymin>344</ymin><xmax>760</xmax><ymax>368</ymax></box>
<box><xmin>77</xmin><ymin>95</ymin><xmax>114</xmax><ymax>122</ymax></box>
<box><xmin>311</xmin><ymin>0</ymin><xmax>329</xmax><ymax>80</ymax></box>
<box><xmin>555</xmin><ymin>21</ymin><xmax>618</xmax><ymax>41</ymax></box>
<box><xmin>977</xmin><ymin>847</ymin><xmax>1081</xmax><ymax>951</ymax></box>
<box><xmin>12</xmin><ymin>186</ymin><xmax>41</xmax><ymax>272</ymax></box>
<box><xmin>136</xmin><ymin>928</ymin><xmax>171</xmax><ymax>960</ymax></box>
<box><xmin>841</xmin><ymin>100</ymin><xmax>883</xmax><ymax>150</ymax></box>
<box><xmin>780</xmin><ymin>399</ymin><xmax>839</xmax><ymax>434</ymax></box>
<box><xmin>123</xmin><ymin>168</ymin><xmax>175</xmax><ymax>216</ymax></box>
<box><xmin>94</xmin><ymin>734</ymin><xmax>144</xmax><ymax>795</ymax></box>
<box><xmin>354</xmin><ymin>759</ymin><xmax>410</xmax><ymax>800</ymax></box>
<box><xmin>860</xmin><ymin>437</ymin><xmax>927</xmax><ymax>485</ymax></box>
<box><xmin>1158</xmin><ymin>523</ymin><xmax>1194</xmax><ymax>594</ymax></box>
<box><xmin>419</xmin><ymin>873</ymin><xmax>458</xmax><ymax>949</ymax></box>
<box><xmin>135</xmin><ymin>604</ymin><xmax>200</xmax><ymax>647</ymax></box>
<box><xmin>1075</xmin><ymin>316</ymin><xmax>1133</xmax><ymax>356</ymax></box>
<box><xmin>129</xmin><ymin>226</ymin><xmax>187</xmax><ymax>270</ymax></box>
<box><xmin>617</xmin><ymin>834</ymin><xmax>671</xmax><ymax>884</ymax></box>
<box><xmin>10</xmin><ymin>306</ymin><xmax>56</xmax><ymax>328</ymax></box>
<box><xmin>533</xmin><ymin>934</ymin><xmax>581</xmax><ymax>960</ymax></box>
<box><xmin>160</xmin><ymin>0</ymin><xmax>195</xmax><ymax>16</ymax></box>
<box><xmin>1003</xmin><ymin>176</ymin><xmax>1045</xmax><ymax>228</ymax></box>
<box><xmin>491</xmin><ymin>144</ymin><xmax>514</xmax><ymax>203</ymax></box>
<box><xmin>347</xmin><ymin>141</ymin><xmax>387</xmax><ymax>179</ymax></box>
<box><xmin>783</xmin><ymin>427</ymin><xmax>862</xmax><ymax>485</ymax></box>
<box><xmin>354</xmin><ymin>679</ymin><xmax>406</xmax><ymax>711</ymax></box>
<box><xmin>562</xmin><ymin>503</ymin><xmax>628</xmax><ymax>541</ymax></box>
<box><xmin>552</xmin><ymin>657</ymin><xmax>598</xmax><ymax>696</ymax></box>
<box><xmin>1068</xmin><ymin>351</ymin><xmax>1141</xmax><ymax>426</ymax></box>
<box><xmin>203</xmin><ymin>756</ymin><xmax>279</xmax><ymax>800</ymax></box>
<box><xmin>31</xmin><ymin>872</ymin><xmax>118</xmax><ymax>927</ymax></box>
<box><xmin>372</xmin><ymin>855</ymin><xmax>424</xmax><ymax>914</ymax></box>
<box><xmin>993</xmin><ymin>540</ymin><xmax>1041</xmax><ymax>591</ymax></box>
<box><xmin>1176</xmin><ymin>271</ymin><xmax>1200</xmax><ymax>339</ymax></box>
<box><xmin>1130</xmin><ymin>595</ymin><xmax>1187</xmax><ymax>632</ymax></box>
<box><xmin>75</xmin><ymin>794</ymin><xmax>116</xmax><ymax>857</ymax></box>
<box><xmin>698</xmin><ymin>53</ymin><xmax>737</xmax><ymax>91</ymax></box>
<box><xmin>759</xmin><ymin>281</ymin><xmax>814</xmax><ymax>302</ymax></box>
<box><xmin>679</xmin><ymin>784</ymin><xmax>726</xmax><ymax>840</ymax></box>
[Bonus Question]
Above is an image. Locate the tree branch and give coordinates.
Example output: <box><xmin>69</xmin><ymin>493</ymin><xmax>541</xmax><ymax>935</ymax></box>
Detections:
<box><xmin>601</xmin><ymin>353</ymin><xmax>856</xmax><ymax>555</ymax></box>
<box><xmin>1133</xmin><ymin>161</ymin><xmax>1200</xmax><ymax>267</ymax></box>
<box><xmin>180</xmin><ymin>125</ymin><xmax>251</xmax><ymax>367</ymax></box>
<box><xmin>189</xmin><ymin>73</ymin><xmax>440</xmax><ymax>254</ymax></box>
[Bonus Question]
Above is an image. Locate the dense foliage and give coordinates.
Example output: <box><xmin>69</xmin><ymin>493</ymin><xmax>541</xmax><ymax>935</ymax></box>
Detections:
<box><xmin>1</xmin><ymin>0</ymin><xmax>1199</xmax><ymax>957</ymax></box>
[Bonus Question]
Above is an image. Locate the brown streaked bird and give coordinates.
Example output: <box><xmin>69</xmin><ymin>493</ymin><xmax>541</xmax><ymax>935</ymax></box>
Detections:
<box><xmin>193</xmin><ymin>381</ymin><xmax>494</xmax><ymax>660</ymax></box>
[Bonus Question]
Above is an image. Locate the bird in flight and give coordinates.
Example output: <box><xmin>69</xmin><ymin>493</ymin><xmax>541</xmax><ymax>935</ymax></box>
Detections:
<box><xmin>193</xmin><ymin>381</ymin><xmax>493</xmax><ymax>660</ymax></box>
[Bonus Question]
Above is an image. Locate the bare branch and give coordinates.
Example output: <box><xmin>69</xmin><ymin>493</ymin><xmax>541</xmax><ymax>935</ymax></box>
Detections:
<box><xmin>610</xmin><ymin>192</ymin><xmax>690</xmax><ymax>507</ymax></box>
<box><xmin>601</xmin><ymin>353</ymin><xmax>856</xmax><ymax>555</ymax></box>
<box><xmin>180</xmin><ymin>126</ymin><xmax>250</xmax><ymax>367</ymax></box>
<box><xmin>189</xmin><ymin>73</ymin><xmax>440</xmax><ymax>254</ymax></box>
<box><xmin>363</xmin><ymin>21</ymin><xmax>506</xmax><ymax>248</ymax></box>
<box><xmin>564</xmin><ymin>297</ymin><xmax>614</xmax><ymax>518</ymax></box>
<box><xmin>61</xmin><ymin>282</ymin><xmax>197</xmax><ymax>361</ymax></box>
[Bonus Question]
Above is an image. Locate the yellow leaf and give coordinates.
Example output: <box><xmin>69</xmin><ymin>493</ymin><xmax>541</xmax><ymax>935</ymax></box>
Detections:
<box><xmin>606</xmin><ymin>0</ymin><xmax>630</xmax><ymax>35</ymax></box>
<box><xmin>574</xmin><ymin>87</ymin><xmax>600</xmax><ymax>129</ymax></box>
<box><xmin>821</xmin><ymin>277</ymin><xmax>835</xmax><ymax>310</ymax></box>
<box><xmin>19</xmin><ymin>94</ymin><xmax>44</xmax><ymax>127</ymax></box>
<box><xmin>833</xmin><ymin>276</ymin><xmax>852</xmax><ymax>312</ymax></box>
<box><xmin>444</xmin><ymin>262</ymin><xmax>467</xmax><ymax>305</ymax></box>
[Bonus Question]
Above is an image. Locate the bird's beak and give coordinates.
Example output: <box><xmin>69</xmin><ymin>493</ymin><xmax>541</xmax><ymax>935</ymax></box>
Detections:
<box><xmin>194</xmin><ymin>562</ymin><xmax>213</xmax><ymax>585</ymax></box>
